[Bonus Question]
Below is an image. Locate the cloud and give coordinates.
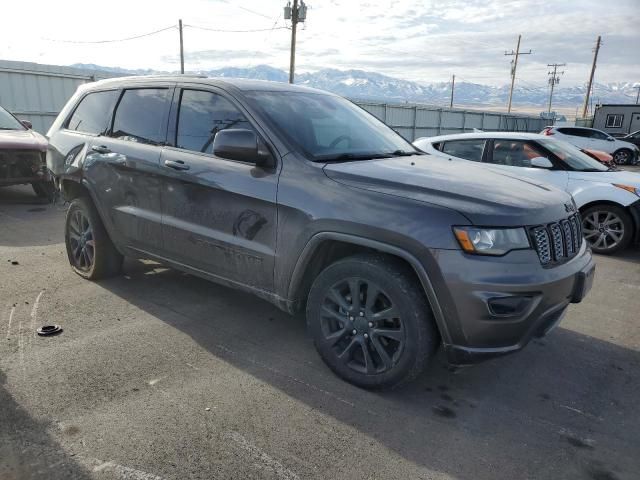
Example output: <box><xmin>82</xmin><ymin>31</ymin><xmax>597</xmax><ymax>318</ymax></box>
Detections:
<box><xmin>0</xmin><ymin>0</ymin><xmax>637</xmax><ymax>87</ymax></box>
<box><xmin>162</xmin><ymin>49</ymin><xmax>273</xmax><ymax>64</ymax></box>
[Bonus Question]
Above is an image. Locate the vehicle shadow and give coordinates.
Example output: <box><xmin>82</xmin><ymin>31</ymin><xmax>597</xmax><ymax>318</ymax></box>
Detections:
<box><xmin>98</xmin><ymin>259</ymin><xmax>640</xmax><ymax>480</ymax></box>
<box><xmin>0</xmin><ymin>369</ymin><xmax>93</xmax><ymax>480</ymax></box>
<box><xmin>0</xmin><ymin>185</ymin><xmax>65</xmax><ymax>248</ymax></box>
<box><xmin>0</xmin><ymin>184</ymin><xmax>48</xmax><ymax>206</ymax></box>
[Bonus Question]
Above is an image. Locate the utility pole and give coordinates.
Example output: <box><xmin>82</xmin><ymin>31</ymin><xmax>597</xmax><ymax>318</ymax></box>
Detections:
<box><xmin>450</xmin><ymin>74</ymin><xmax>455</xmax><ymax>108</ymax></box>
<box><xmin>581</xmin><ymin>35</ymin><xmax>601</xmax><ymax>118</ymax></box>
<box><xmin>179</xmin><ymin>19</ymin><xmax>184</xmax><ymax>74</ymax></box>
<box><xmin>284</xmin><ymin>0</ymin><xmax>307</xmax><ymax>84</ymax></box>
<box><xmin>547</xmin><ymin>63</ymin><xmax>566</xmax><ymax>114</ymax></box>
<box><xmin>504</xmin><ymin>35</ymin><xmax>532</xmax><ymax>113</ymax></box>
<box><xmin>634</xmin><ymin>84</ymin><xmax>640</xmax><ymax>104</ymax></box>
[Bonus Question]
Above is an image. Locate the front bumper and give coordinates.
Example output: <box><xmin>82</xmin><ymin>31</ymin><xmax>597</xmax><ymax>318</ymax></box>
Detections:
<box><xmin>428</xmin><ymin>243</ymin><xmax>594</xmax><ymax>365</ymax></box>
<box><xmin>0</xmin><ymin>150</ymin><xmax>50</xmax><ymax>185</ymax></box>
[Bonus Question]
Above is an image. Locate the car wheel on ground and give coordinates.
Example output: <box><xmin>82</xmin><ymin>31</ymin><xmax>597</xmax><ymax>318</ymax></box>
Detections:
<box><xmin>306</xmin><ymin>253</ymin><xmax>438</xmax><ymax>389</ymax></box>
<box><xmin>65</xmin><ymin>197</ymin><xmax>123</xmax><ymax>279</ymax></box>
<box><xmin>613</xmin><ymin>149</ymin><xmax>632</xmax><ymax>165</ymax></box>
<box><xmin>581</xmin><ymin>204</ymin><xmax>633</xmax><ymax>255</ymax></box>
<box><xmin>31</xmin><ymin>180</ymin><xmax>56</xmax><ymax>202</ymax></box>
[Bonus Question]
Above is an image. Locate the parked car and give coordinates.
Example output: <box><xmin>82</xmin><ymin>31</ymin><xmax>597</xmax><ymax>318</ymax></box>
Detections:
<box><xmin>47</xmin><ymin>77</ymin><xmax>594</xmax><ymax>389</ymax></box>
<box><xmin>614</xmin><ymin>130</ymin><xmax>640</xmax><ymax>149</ymax></box>
<box><xmin>0</xmin><ymin>106</ymin><xmax>54</xmax><ymax>200</ymax></box>
<box><xmin>541</xmin><ymin>126</ymin><xmax>639</xmax><ymax>165</ymax></box>
<box><xmin>415</xmin><ymin>132</ymin><xmax>640</xmax><ymax>254</ymax></box>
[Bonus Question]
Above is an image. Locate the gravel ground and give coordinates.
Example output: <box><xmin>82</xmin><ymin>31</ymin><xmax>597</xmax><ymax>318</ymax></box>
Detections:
<box><xmin>1</xmin><ymin>184</ymin><xmax>639</xmax><ymax>480</ymax></box>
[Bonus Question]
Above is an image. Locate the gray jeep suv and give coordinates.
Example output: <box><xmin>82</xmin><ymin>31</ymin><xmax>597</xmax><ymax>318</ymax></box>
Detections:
<box><xmin>47</xmin><ymin>76</ymin><xmax>595</xmax><ymax>389</ymax></box>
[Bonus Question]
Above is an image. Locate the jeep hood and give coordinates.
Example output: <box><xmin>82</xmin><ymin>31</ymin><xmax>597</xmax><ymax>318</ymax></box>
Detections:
<box><xmin>323</xmin><ymin>156</ymin><xmax>573</xmax><ymax>226</ymax></box>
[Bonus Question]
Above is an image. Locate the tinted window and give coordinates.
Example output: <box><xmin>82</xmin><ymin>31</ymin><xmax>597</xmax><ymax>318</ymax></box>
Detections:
<box><xmin>441</xmin><ymin>139</ymin><xmax>485</xmax><ymax>162</ymax></box>
<box><xmin>111</xmin><ymin>89</ymin><xmax>170</xmax><ymax>145</ymax></box>
<box><xmin>490</xmin><ymin>140</ymin><xmax>547</xmax><ymax>167</ymax></box>
<box><xmin>589</xmin><ymin>129</ymin><xmax>609</xmax><ymax>140</ymax></box>
<box><xmin>176</xmin><ymin>89</ymin><xmax>255</xmax><ymax>154</ymax></box>
<box><xmin>244</xmin><ymin>91</ymin><xmax>417</xmax><ymax>161</ymax></box>
<box><xmin>559</xmin><ymin>128</ymin><xmax>590</xmax><ymax>138</ymax></box>
<box><xmin>67</xmin><ymin>90</ymin><xmax>119</xmax><ymax>135</ymax></box>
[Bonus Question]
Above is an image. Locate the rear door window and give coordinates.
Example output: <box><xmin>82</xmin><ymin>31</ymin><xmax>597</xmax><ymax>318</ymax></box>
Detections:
<box><xmin>110</xmin><ymin>89</ymin><xmax>171</xmax><ymax>145</ymax></box>
<box><xmin>66</xmin><ymin>90</ymin><xmax>119</xmax><ymax>135</ymax></box>
<box><xmin>559</xmin><ymin>128</ymin><xmax>589</xmax><ymax>137</ymax></box>
<box><xmin>440</xmin><ymin>139</ymin><xmax>486</xmax><ymax>162</ymax></box>
<box><xmin>176</xmin><ymin>89</ymin><xmax>255</xmax><ymax>155</ymax></box>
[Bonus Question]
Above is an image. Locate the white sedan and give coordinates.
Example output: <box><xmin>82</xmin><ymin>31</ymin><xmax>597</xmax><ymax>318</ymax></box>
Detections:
<box><xmin>414</xmin><ymin>132</ymin><xmax>640</xmax><ymax>254</ymax></box>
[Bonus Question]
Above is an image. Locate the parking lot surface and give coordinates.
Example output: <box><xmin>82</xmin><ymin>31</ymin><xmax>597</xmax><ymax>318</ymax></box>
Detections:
<box><xmin>1</xmin><ymin>184</ymin><xmax>639</xmax><ymax>480</ymax></box>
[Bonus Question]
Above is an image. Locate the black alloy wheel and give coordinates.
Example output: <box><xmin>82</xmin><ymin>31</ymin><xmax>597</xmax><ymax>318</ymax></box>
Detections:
<box><xmin>307</xmin><ymin>254</ymin><xmax>438</xmax><ymax>389</ymax></box>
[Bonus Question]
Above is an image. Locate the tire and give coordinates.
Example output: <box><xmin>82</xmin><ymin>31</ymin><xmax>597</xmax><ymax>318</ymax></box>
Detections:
<box><xmin>581</xmin><ymin>204</ymin><xmax>633</xmax><ymax>255</ymax></box>
<box><xmin>612</xmin><ymin>149</ymin><xmax>632</xmax><ymax>165</ymax></box>
<box><xmin>65</xmin><ymin>197</ymin><xmax>123</xmax><ymax>279</ymax></box>
<box><xmin>306</xmin><ymin>253</ymin><xmax>439</xmax><ymax>389</ymax></box>
<box><xmin>31</xmin><ymin>180</ymin><xmax>56</xmax><ymax>202</ymax></box>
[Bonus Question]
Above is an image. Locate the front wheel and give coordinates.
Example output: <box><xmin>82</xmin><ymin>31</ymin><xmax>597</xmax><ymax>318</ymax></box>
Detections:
<box><xmin>306</xmin><ymin>253</ymin><xmax>439</xmax><ymax>389</ymax></box>
<box><xmin>581</xmin><ymin>204</ymin><xmax>633</xmax><ymax>254</ymax></box>
<box><xmin>65</xmin><ymin>197</ymin><xmax>123</xmax><ymax>279</ymax></box>
<box><xmin>612</xmin><ymin>149</ymin><xmax>632</xmax><ymax>165</ymax></box>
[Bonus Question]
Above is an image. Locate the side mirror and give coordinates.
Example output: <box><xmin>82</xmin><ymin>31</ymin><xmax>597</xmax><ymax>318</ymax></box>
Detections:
<box><xmin>530</xmin><ymin>156</ymin><xmax>553</xmax><ymax>169</ymax></box>
<box><xmin>21</xmin><ymin>120</ymin><xmax>32</xmax><ymax>129</ymax></box>
<box><xmin>607</xmin><ymin>137</ymin><xmax>615</xmax><ymax>141</ymax></box>
<box><xmin>213</xmin><ymin>129</ymin><xmax>275</xmax><ymax>168</ymax></box>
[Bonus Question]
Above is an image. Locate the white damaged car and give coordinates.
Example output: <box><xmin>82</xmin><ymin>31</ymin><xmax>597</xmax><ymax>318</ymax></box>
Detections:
<box><xmin>414</xmin><ymin>132</ymin><xmax>640</xmax><ymax>254</ymax></box>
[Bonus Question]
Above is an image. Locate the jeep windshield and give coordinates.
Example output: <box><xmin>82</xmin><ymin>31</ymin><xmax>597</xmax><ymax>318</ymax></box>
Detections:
<box><xmin>539</xmin><ymin>138</ymin><xmax>609</xmax><ymax>172</ymax></box>
<box><xmin>244</xmin><ymin>91</ymin><xmax>421</xmax><ymax>161</ymax></box>
<box><xmin>0</xmin><ymin>106</ymin><xmax>26</xmax><ymax>131</ymax></box>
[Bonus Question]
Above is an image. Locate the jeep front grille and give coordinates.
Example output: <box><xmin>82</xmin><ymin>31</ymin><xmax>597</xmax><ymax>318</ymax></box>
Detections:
<box><xmin>530</xmin><ymin>214</ymin><xmax>583</xmax><ymax>266</ymax></box>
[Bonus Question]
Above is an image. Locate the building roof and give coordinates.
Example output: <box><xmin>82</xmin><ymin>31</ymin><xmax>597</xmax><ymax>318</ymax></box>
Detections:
<box><xmin>595</xmin><ymin>104</ymin><xmax>640</xmax><ymax>108</ymax></box>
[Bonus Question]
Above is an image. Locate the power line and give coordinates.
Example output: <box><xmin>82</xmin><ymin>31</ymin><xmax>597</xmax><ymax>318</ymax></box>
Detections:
<box><xmin>43</xmin><ymin>25</ymin><xmax>176</xmax><ymax>44</ymax></box>
<box><xmin>582</xmin><ymin>35</ymin><xmax>601</xmax><ymax>118</ymax></box>
<box><xmin>546</xmin><ymin>63</ymin><xmax>566</xmax><ymax>113</ymax></box>
<box><xmin>184</xmin><ymin>24</ymin><xmax>289</xmax><ymax>33</ymax></box>
<box><xmin>284</xmin><ymin>0</ymin><xmax>308</xmax><ymax>84</ymax></box>
<box><xmin>504</xmin><ymin>34</ymin><xmax>532</xmax><ymax>113</ymax></box>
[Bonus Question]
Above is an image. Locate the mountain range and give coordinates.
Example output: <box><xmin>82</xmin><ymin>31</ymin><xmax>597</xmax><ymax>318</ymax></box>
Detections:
<box><xmin>72</xmin><ymin>63</ymin><xmax>639</xmax><ymax>111</ymax></box>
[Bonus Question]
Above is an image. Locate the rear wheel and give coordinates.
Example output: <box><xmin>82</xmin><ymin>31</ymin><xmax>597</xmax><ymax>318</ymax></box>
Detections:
<box><xmin>581</xmin><ymin>204</ymin><xmax>633</xmax><ymax>255</ymax></box>
<box><xmin>65</xmin><ymin>197</ymin><xmax>123</xmax><ymax>279</ymax></box>
<box><xmin>612</xmin><ymin>149</ymin><xmax>632</xmax><ymax>165</ymax></box>
<box><xmin>306</xmin><ymin>253</ymin><xmax>438</xmax><ymax>389</ymax></box>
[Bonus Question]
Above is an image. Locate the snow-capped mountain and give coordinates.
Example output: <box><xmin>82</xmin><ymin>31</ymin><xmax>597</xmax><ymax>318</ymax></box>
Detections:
<box><xmin>71</xmin><ymin>63</ymin><xmax>638</xmax><ymax>108</ymax></box>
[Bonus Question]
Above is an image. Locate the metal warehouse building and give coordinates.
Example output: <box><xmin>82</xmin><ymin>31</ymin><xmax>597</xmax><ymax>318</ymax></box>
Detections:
<box><xmin>593</xmin><ymin>104</ymin><xmax>640</xmax><ymax>136</ymax></box>
<box><xmin>1</xmin><ymin>59</ymin><xmax>547</xmax><ymax>140</ymax></box>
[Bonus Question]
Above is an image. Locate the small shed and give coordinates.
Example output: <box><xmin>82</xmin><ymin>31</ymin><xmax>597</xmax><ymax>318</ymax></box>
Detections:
<box><xmin>593</xmin><ymin>104</ymin><xmax>640</xmax><ymax>135</ymax></box>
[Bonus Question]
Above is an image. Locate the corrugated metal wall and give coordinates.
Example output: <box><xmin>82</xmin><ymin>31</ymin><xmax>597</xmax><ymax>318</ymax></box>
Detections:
<box><xmin>355</xmin><ymin>102</ymin><xmax>547</xmax><ymax>141</ymax></box>
<box><xmin>0</xmin><ymin>60</ymin><xmax>117</xmax><ymax>133</ymax></box>
<box><xmin>0</xmin><ymin>59</ymin><xmax>547</xmax><ymax>139</ymax></box>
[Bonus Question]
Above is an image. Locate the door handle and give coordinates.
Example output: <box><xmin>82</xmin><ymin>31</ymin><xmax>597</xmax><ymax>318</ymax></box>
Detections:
<box><xmin>91</xmin><ymin>145</ymin><xmax>111</xmax><ymax>154</ymax></box>
<box><xmin>164</xmin><ymin>159</ymin><xmax>190</xmax><ymax>171</ymax></box>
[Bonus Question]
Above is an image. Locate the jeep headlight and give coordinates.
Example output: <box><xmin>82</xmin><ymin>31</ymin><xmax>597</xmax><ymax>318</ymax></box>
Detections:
<box><xmin>453</xmin><ymin>227</ymin><xmax>530</xmax><ymax>256</ymax></box>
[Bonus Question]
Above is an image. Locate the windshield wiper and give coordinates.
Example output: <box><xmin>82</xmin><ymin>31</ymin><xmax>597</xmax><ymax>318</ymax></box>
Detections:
<box><xmin>387</xmin><ymin>149</ymin><xmax>424</xmax><ymax>156</ymax></box>
<box><xmin>318</xmin><ymin>153</ymin><xmax>393</xmax><ymax>162</ymax></box>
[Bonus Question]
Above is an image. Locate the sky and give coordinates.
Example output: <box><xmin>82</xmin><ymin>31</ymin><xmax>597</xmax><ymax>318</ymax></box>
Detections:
<box><xmin>1</xmin><ymin>0</ymin><xmax>639</xmax><ymax>88</ymax></box>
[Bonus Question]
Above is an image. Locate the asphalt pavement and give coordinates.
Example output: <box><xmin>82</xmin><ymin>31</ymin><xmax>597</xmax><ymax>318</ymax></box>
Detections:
<box><xmin>1</xmin><ymin>184</ymin><xmax>639</xmax><ymax>480</ymax></box>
